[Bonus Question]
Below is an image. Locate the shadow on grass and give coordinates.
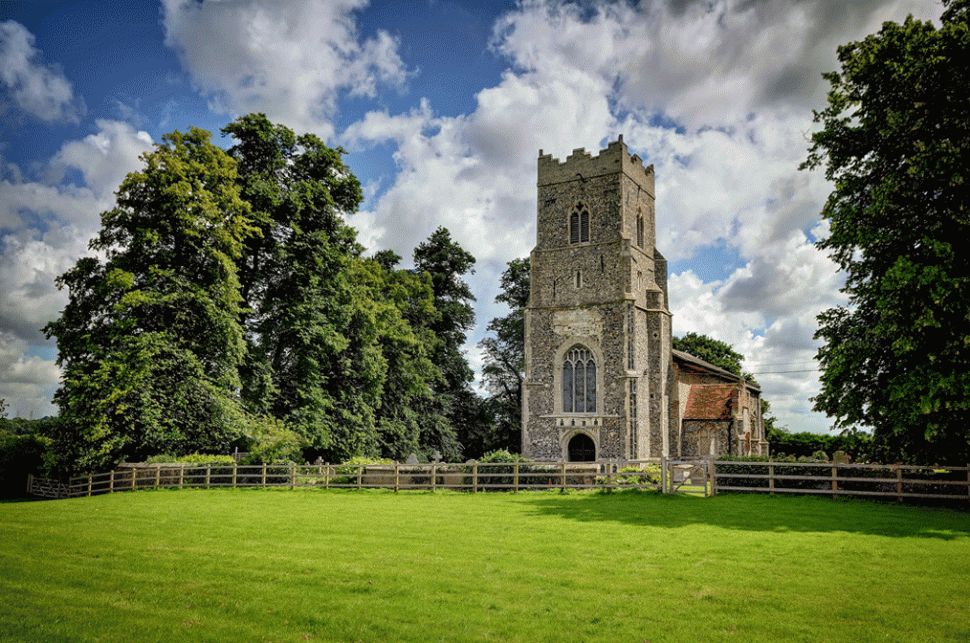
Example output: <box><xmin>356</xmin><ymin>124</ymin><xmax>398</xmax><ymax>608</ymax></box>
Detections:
<box><xmin>0</xmin><ymin>495</ymin><xmax>47</xmax><ymax>503</ymax></box>
<box><xmin>522</xmin><ymin>490</ymin><xmax>970</xmax><ymax>540</ymax></box>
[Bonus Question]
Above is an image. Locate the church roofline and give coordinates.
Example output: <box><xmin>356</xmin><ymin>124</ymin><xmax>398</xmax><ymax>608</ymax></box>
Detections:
<box><xmin>671</xmin><ymin>349</ymin><xmax>761</xmax><ymax>391</ymax></box>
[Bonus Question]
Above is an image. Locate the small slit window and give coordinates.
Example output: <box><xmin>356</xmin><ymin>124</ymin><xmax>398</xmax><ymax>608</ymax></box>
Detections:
<box><xmin>636</xmin><ymin>208</ymin><xmax>644</xmax><ymax>248</ymax></box>
<box><xmin>570</xmin><ymin>203</ymin><xmax>590</xmax><ymax>244</ymax></box>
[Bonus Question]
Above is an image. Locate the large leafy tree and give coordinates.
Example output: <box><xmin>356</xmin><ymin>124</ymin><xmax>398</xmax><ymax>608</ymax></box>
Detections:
<box><xmin>44</xmin><ymin>128</ymin><xmax>255</xmax><ymax>474</ymax></box>
<box><xmin>802</xmin><ymin>0</ymin><xmax>970</xmax><ymax>465</ymax></box>
<box><xmin>412</xmin><ymin>227</ymin><xmax>479</xmax><ymax>460</ymax></box>
<box><xmin>353</xmin><ymin>254</ymin><xmax>444</xmax><ymax>460</ymax></box>
<box><xmin>222</xmin><ymin>115</ymin><xmax>377</xmax><ymax>459</ymax></box>
<box><xmin>477</xmin><ymin>257</ymin><xmax>530</xmax><ymax>454</ymax></box>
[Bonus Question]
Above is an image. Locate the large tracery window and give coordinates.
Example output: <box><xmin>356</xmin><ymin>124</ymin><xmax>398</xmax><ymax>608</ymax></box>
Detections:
<box><xmin>563</xmin><ymin>345</ymin><xmax>596</xmax><ymax>413</ymax></box>
<box><xmin>569</xmin><ymin>203</ymin><xmax>590</xmax><ymax>244</ymax></box>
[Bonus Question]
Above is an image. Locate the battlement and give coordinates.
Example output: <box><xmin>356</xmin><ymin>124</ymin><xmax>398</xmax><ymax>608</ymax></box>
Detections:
<box><xmin>537</xmin><ymin>134</ymin><xmax>654</xmax><ymax>194</ymax></box>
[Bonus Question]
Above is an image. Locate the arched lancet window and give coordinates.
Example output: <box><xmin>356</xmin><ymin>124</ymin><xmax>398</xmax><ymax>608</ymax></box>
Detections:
<box><xmin>569</xmin><ymin>203</ymin><xmax>590</xmax><ymax>244</ymax></box>
<box><xmin>563</xmin><ymin>345</ymin><xmax>596</xmax><ymax>413</ymax></box>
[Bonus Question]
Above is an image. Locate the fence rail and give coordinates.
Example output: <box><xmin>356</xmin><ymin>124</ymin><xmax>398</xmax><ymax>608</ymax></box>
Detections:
<box><xmin>713</xmin><ymin>460</ymin><xmax>970</xmax><ymax>502</ymax></box>
<box><xmin>26</xmin><ymin>459</ymin><xmax>668</xmax><ymax>499</ymax></box>
<box><xmin>25</xmin><ymin>458</ymin><xmax>970</xmax><ymax>504</ymax></box>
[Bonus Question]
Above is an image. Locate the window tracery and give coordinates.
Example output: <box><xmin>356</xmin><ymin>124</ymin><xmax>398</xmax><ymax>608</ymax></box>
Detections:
<box><xmin>563</xmin><ymin>345</ymin><xmax>596</xmax><ymax>413</ymax></box>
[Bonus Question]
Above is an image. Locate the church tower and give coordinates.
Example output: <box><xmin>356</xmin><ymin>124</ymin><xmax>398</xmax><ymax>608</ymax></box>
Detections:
<box><xmin>521</xmin><ymin>136</ymin><xmax>674</xmax><ymax>461</ymax></box>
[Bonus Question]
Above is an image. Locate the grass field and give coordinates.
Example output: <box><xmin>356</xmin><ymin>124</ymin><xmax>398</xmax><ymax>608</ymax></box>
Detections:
<box><xmin>1</xmin><ymin>489</ymin><xmax>968</xmax><ymax>643</ymax></box>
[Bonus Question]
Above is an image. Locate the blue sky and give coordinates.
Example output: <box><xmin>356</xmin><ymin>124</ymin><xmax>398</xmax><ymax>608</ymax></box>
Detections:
<box><xmin>0</xmin><ymin>0</ymin><xmax>945</xmax><ymax>432</ymax></box>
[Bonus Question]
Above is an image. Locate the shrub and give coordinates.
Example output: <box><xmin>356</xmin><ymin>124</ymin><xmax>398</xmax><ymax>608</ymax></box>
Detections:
<box><xmin>605</xmin><ymin>465</ymin><xmax>661</xmax><ymax>487</ymax></box>
<box><xmin>177</xmin><ymin>453</ymin><xmax>236</xmax><ymax>465</ymax></box>
<box><xmin>474</xmin><ymin>450</ymin><xmax>535</xmax><ymax>490</ymax></box>
<box><xmin>241</xmin><ymin>416</ymin><xmax>305</xmax><ymax>465</ymax></box>
<box><xmin>145</xmin><ymin>454</ymin><xmax>178</xmax><ymax>464</ymax></box>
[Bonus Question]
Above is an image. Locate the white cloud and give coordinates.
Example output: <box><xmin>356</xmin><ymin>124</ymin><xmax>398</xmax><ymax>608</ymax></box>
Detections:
<box><xmin>493</xmin><ymin>0</ymin><xmax>943</xmax><ymax>131</ymax></box>
<box><xmin>0</xmin><ymin>332</ymin><xmax>59</xmax><ymax>419</ymax></box>
<box><xmin>343</xmin><ymin>64</ymin><xmax>615</xmax><ymax>267</ymax></box>
<box><xmin>0</xmin><ymin>20</ymin><xmax>84</xmax><ymax>123</ymax></box>
<box><xmin>160</xmin><ymin>0</ymin><xmax>412</xmax><ymax>138</ymax></box>
<box><xmin>47</xmin><ymin>119</ymin><xmax>154</xmax><ymax>202</ymax></box>
<box><xmin>0</xmin><ymin>120</ymin><xmax>152</xmax><ymax>417</ymax></box>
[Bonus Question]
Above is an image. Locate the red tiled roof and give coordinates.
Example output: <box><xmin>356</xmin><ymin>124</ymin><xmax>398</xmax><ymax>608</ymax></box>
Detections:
<box><xmin>683</xmin><ymin>385</ymin><xmax>735</xmax><ymax>420</ymax></box>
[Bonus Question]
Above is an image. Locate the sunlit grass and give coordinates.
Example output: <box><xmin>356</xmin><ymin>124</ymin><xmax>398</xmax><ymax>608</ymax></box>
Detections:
<box><xmin>2</xmin><ymin>489</ymin><xmax>968</xmax><ymax>642</ymax></box>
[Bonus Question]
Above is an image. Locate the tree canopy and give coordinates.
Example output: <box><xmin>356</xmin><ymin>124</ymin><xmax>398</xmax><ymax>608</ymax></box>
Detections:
<box><xmin>44</xmin><ymin>127</ymin><xmax>254</xmax><ymax>474</ymax></box>
<box><xmin>802</xmin><ymin>0</ymin><xmax>970</xmax><ymax>465</ymax></box>
<box><xmin>44</xmin><ymin>115</ymin><xmax>486</xmax><ymax>475</ymax></box>
<box><xmin>478</xmin><ymin>257</ymin><xmax>530</xmax><ymax>455</ymax></box>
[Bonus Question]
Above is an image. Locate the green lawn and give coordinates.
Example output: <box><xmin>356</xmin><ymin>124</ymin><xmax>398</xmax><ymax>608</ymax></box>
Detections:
<box><xmin>1</xmin><ymin>489</ymin><xmax>968</xmax><ymax>642</ymax></box>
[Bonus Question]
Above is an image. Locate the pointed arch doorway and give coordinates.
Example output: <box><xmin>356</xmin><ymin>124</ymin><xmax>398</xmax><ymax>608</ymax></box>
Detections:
<box><xmin>567</xmin><ymin>433</ymin><xmax>596</xmax><ymax>462</ymax></box>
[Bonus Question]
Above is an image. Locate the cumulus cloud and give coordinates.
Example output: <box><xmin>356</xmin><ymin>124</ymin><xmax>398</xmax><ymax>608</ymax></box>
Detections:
<box><xmin>0</xmin><ymin>120</ymin><xmax>152</xmax><ymax>419</ymax></box>
<box><xmin>0</xmin><ymin>20</ymin><xmax>84</xmax><ymax>123</ymax></box>
<box><xmin>493</xmin><ymin>0</ymin><xmax>943</xmax><ymax>131</ymax></box>
<box><xmin>344</xmin><ymin>65</ymin><xmax>615</xmax><ymax>267</ymax></box>
<box><xmin>333</xmin><ymin>0</ymin><xmax>942</xmax><ymax>434</ymax></box>
<box><xmin>0</xmin><ymin>332</ymin><xmax>59</xmax><ymax>419</ymax></box>
<box><xmin>160</xmin><ymin>0</ymin><xmax>412</xmax><ymax>138</ymax></box>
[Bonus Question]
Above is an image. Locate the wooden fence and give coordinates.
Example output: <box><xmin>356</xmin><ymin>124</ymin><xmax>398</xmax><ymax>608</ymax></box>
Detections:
<box><xmin>25</xmin><ymin>458</ymin><xmax>970</xmax><ymax>504</ymax></box>
<box><xmin>713</xmin><ymin>460</ymin><xmax>970</xmax><ymax>503</ymax></box>
<box><xmin>26</xmin><ymin>460</ymin><xmax>667</xmax><ymax>499</ymax></box>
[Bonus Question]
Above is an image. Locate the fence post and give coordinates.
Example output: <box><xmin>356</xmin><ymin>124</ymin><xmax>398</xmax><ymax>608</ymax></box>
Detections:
<box><xmin>131</xmin><ymin>468</ymin><xmax>136</xmax><ymax>491</ymax></box>
<box><xmin>291</xmin><ymin>464</ymin><xmax>296</xmax><ymax>490</ymax></box>
<box><xmin>177</xmin><ymin>466</ymin><xmax>183</xmax><ymax>490</ymax></box>
<box><xmin>27</xmin><ymin>473</ymin><xmax>32</xmax><ymax>496</ymax></box>
<box><xmin>394</xmin><ymin>463</ymin><xmax>399</xmax><ymax>493</ymax></box>
<box><xmin>325</xmin><ymin>464</ymin><xmax>330</xmax><ymax>490</ymax></box>
<box><xmin>561</xmin><ymin>462</ymin><xmax>567</xmax><ymax>492</ymax></box>
<box><xmin>87</xmin><ymin>474</ymin><xmax>93</xmax><ymax>496</ymax></box>
<box><xmin>109</xmin><ymin>470</ymin><xmax>115</xmax><ymax>494</ymax></box>
<box><xmin>205</xmin><ymin>464</ymin><xmax>211</xmax><ymax>489</ymax></box>
<box><xmin>896</xmin><ymin>467</ymin><xmax>903</xmax><ymax>503</ymax></box>
<box><xmin>473</xmin><ymin>463</ymin><xmax>478</xmax><ymax>493</ymax></box>
<box><xmin>153</xmin><ymin>465</ymin><xmax>160</xmax><ymax>489</ymax></box>
<box><xmin>660</xmin><ymin>456</ymin><xmax>667</xmax><ymax>494</ymax></box>
<box><xmin>513</xmin><ymin>462</ymin><xmax>519</xmax><ymax>493</ymax></box>
<box><xmin>707</xmin><ymin>458</ymin><xmax>714</xmax><ymax>497</ymax></box>
<box><xmin>769</xmin><ymin>464</ymin><xmax>775</xmax><ymax>497</ymax></box>
<box><xmin>832</xmin><ymin>465</ymin><xmax>838</xmax><ymax>500</ymax></box>
<box><xmin>261</xmin><ymin>463</ymin><xmax>267</xmax><ymax>488</ymax></box>
<box><xmin>431</xmin><ymin>463</ymin><xmax>437</xmax><ymax>493</ymax></box>
<box><xmin>357</xmin><ymin>465</ymin><xmax>362</xmax><ymax>490</ymax></box>
<box><xmin>231</xmin><ymin>463</ymin><xmax>237</xmax><ymax>488</ymax></box>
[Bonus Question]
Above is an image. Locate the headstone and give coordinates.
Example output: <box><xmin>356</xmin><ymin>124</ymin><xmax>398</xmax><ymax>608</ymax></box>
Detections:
<box><xmin>833</xmin><ymin>450</ymin><xmax>850</xmax><ymax>465</ymax></box>
<box><xmin>406</xmin><ymin>453</ymin><xmax>419</xmax><ymax>465</ymax></box>
<box><xmin>432</xmin><ymin>449</ymin><xmax>442</xmax><ymax>463</ymax></box>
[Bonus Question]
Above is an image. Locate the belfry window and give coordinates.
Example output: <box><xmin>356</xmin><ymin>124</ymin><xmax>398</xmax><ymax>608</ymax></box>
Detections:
<box><xmin>563</xmin><ymin>345</ymin><xmax>596</xmax><ymax>413</ymax></box>
<box><xmin>569</xmin><ymin>203</ymin><xmax>590</xmax><ymax>244</ymax></box>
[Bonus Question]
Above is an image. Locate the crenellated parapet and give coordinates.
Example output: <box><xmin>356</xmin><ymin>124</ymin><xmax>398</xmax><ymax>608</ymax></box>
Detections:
<box><xmin>537</xmin><ymin>134</ymin><xmax>655</xmax><ymax>195</ymax></box>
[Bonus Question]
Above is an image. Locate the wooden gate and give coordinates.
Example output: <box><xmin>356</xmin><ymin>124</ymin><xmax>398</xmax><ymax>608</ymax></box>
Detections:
<box><xmin>662</xmin><ymin>457</ymin><xmax>713</xmax><ymax>496</ymax></box>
